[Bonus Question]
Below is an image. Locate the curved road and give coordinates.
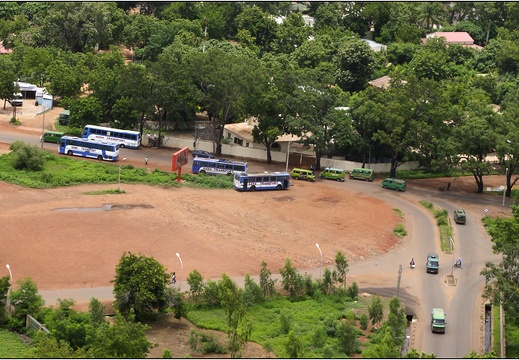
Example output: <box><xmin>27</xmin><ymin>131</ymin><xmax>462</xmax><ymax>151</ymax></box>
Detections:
<box><xmin>0</xmin><ymin>129</ymin><xmax>506</xmax><ymax>357</ymax></box>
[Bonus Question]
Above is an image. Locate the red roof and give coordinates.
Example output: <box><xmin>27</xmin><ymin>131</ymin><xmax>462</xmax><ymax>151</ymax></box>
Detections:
<box><xmin>0</xmin><ymin>41</ymin><xmax>12</xmax><ymax>54</ymax></box>
<box><xmin>426</xmin><ymin>31</ymin><xmax>474</xmax><ymax>45</ymax></box>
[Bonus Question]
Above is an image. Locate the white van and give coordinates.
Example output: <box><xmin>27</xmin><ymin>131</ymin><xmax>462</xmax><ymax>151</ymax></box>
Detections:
<box><xmin>9</xmin><ymin>93</ymin><xmax>23</xmax><ymax>107</ymax></box>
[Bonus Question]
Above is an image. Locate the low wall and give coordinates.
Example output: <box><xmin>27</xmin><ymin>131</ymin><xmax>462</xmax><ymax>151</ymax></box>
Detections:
<box><xmin>148</xmin><ymin>134</ymin><xmax>420</xmax><ymax>173</ymax></box>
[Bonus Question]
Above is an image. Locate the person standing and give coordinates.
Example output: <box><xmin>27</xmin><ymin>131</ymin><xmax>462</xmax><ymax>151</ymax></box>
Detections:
<box><xmin>145</xmin><ymin>156</ymin><xmax>148</xmax><ymax>166</ymax></box>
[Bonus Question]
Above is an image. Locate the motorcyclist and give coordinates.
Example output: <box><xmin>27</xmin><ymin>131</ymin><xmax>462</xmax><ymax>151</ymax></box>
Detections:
<box><xmin>456</xmin><ymin>257</ymin><xmax>462</xmax><ymax>267</ymax></box>
<box><xmin>410</xmin><ymin>258</ymin><xmax>415</xmax><ymax>268</ymax></box>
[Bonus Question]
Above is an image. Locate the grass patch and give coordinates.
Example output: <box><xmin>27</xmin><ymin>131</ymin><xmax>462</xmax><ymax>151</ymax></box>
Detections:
<box><xmin>393</xmin><ymin>208</ymin><xmax>404</xmax><ymax>218</ymax></box>
<box><xmin>0</xmin><ymin>149</ymin><xmax>233</xmax><ymax>190</ymax></box>
<box><xmin>0</xmin><ymin>327</ymin><xmax>35</xmax><ymax>358</ymax></box>
<box><xmin>187</xmin><ymin>294</ymin><xmax>383</xmax><ymax>358</ymax></box>
<box><xmin>393</xmin><ymin>224</ymin><xmax>407</xmax><ymax>238</ymax></box>
<box><xmin>419</xmin><ymin>200</ymin><xmax>453</xmax><ymax>253</ymax></box>
<box><xmin>493</xmin><ymin>303</ymin><xmax>501</xmax><ymax>356</ymax></box>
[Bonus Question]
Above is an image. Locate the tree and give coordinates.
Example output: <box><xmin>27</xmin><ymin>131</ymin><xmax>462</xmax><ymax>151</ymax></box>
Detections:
<box><xmin>40</xmin><ymin>2</ymin><xmax>127</xmax><ymax>52</ymax></box>
<box><xmin>88</xmin><ymin>297</ymin><xmax>106</xmax><ymax>328</ymax></box>
<box><xmin>62</xmin><ymin>96</ymin><xmax>103</xmax><ymax>128</ymax></box>
<box><xmin>333</xmin><ymin>37</ymin><xmax>376</xmax><ymax>93</ymax></box>
<box><xmin>235</xmin><ymin>6</ymin><xmax>277</xmax><ymax>54</ymax></box>
<box><xmin>279</xmin><ymin>258</ymin><xmax>305</xmax><ymax>301</ymax></box>
<box><xmin>336</xmin><ymin>321</ymin><xmax>359</xmax><ymax>356</ymax></box>
<box><xmin>186</xmin><ymin>269</ymin><xmax>205</xmax><ymax>305</ymax></box>
<box><xmin>285</xmin><ymin>330</ymin><xmax>303</xmax><ymax>358</ymax></box>
<box><xmin>9</xmin><ymin>141</ymin><xmax>44</xmax><ymax>171</ymax></box>
<box><xmin>481</xmin><ymin>205</ymin><xmax>519</xmax><ymax>320</ymax></box>
<box><xmin>332</xmin><ymin>251</ymin><xmax>349</xmax><ymax>288</ymax></box>
<box><xmin>89</xmin><ymin>312</ymin><xmax>154</xmax><ymax>358</ymax></box>
<box><xmin>0</xmin><ymin>275</ymin><xmax>9</xmax><ymax>324</ymax></box>
<box><xmin>187</xmin><ymin>45</ymin><xmax>261</xmax><ymax>155</ymax></box>
<box><xmin>454</xmin><ymin>96</ymin><xmax>499</xmax><ymax>193</ymax></box>
<box><xmin>273</xmin><ymin>12</ymin><xmax>310</xmax><ymax>55</ymax></box>
<box><xmin>218</xmin><ymin>274</ymin><xmax>250</xmax><ymax>358</ymax></box>
<box><xmin>387</xmin><ymin>297</ymin><xmax>407</xmax><ymax>338</ymax></box>
<box><xmin>496</xmin><ymin>88</ymin><xmax>519</xmax><ymax>197</ymax></box>
<box><xmin>368</xmin><ymin>295</ymin><xmax>384</xmax><ymax>328</ymax></box>
<box><xmin>112</xmin><ymin>252</ymin><xmax>170</xmax><ymax>321</ymax></box>
<box><xmin>259</xmin><ymin>261</ymin><xmax>277</xmax><ymax>298</ymax></box>
<box><xmin>287</xmin><ymin>83</ymin><xmax>352</xmax><ymax>169</ymax></box>
<box><xmin>416</xmin><ymin>2</ymin><xmax>446</xmax><ymax>31</ymax></box>
<box><xmin>0</xmin><ymin>55</ymin><xmax>16</xmax><ymax>109</ymax></box>
<box><xmin>8</xmin><ymin>277</ymin><xmax>44</xmax><ymax>331</ymax></box>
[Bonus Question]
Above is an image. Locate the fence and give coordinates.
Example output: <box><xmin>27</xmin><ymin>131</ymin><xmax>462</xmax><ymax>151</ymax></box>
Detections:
<box><xmin>144</xmin><ymin>134</ymin><xmax>421</xmax><ymax>173</ymax></box>
<box><xmin>26</xmin><ymin>314</ymin><xmax>50</xmax><ymax>333</ymax></box>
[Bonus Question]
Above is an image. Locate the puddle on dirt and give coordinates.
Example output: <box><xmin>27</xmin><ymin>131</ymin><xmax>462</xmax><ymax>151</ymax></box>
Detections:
<box><xmin>54</xmin><ymin>204</ymin><xmax>153</xmax><ymax>212</ymax></box>
<box><xmin>318</xmin><ymin>197</ymin><xmax>339</xmax><ymax>203</ymax></box>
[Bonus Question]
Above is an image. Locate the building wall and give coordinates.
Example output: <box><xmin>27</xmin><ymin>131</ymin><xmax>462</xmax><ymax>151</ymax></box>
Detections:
<box><xmin>147</xmin><ymin>134</ymin><xmax>421</xmax><ymax>173</ymax></box>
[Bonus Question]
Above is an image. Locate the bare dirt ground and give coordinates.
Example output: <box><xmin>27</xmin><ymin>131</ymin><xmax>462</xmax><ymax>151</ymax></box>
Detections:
<box><xmin>0</xmin><ymin>103</ymin><xmax>510</xmax><ymax>358</ymax></box>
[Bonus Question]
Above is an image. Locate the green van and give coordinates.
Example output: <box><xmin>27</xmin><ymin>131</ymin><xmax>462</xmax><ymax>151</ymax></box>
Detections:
<box><xmin>453</xmin><ymin>209</ymin><xmax>466</xmax><ymax>224</ymax></box>
<box><xmin>349</xmin><ymin>168</ymin><xmax>374</xmax><ymax>181</ymax></box>
<box><xmin>41</xmin><ymin>131</ymin><xmax>65</xmax><ymax>143</ymax></box>
<box><xmin>426</xmin><ymin>252</ymin><xmax>439</xmax><ymax>274</ymax></box>
<box><xmin>381</xmin><ymin>178</ymin><xmax>406</xmax><ymax>191</ymax></box>
<box><xmin>320</xmin><ymin>167</ymin><xmax>345</xmax><ymax>182</ymax></box>
<box><xmin>291</xmin><ymin>168</ymin><xmax>316</xmax><ymax>181</ymax></box>
<box><xmin>431</xmin><ymin>308</ymin><xmax>446</xmax><ymax>333</ymax></box>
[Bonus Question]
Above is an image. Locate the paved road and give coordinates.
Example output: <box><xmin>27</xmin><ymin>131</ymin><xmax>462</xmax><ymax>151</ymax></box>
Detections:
<box><xmin>2</xmin><ymin>127</ymin><xmax>507</xmax><ymax>357</ymax></box>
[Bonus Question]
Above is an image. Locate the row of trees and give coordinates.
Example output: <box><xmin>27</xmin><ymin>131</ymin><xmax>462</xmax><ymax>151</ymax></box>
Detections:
<box><xmin>0</xmin><ymin>249</ymin><xmax>421</xmax><ymax>358</ymax></box>
<box><xmin>1</xmin><ymin>3</ymin><xmax>519</xmax><ymax>193</ymax></box>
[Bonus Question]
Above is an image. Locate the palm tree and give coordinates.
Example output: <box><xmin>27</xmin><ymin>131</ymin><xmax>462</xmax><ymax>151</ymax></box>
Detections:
<box><xmin>416</xmin><ymin>2</ymin><xmax>445</xmax><ymax>31</ymax></box>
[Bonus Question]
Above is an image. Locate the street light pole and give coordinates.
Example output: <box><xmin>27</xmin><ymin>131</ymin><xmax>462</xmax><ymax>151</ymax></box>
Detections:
<box><xmin>315</xmin><ymin>243</ymin><xmax>322</xmax><ymax>279</ymax></box>
<box><xmin>5</xmin><ymin>264</ymin><xmax>12</xmax><ymax>314</ymax></box>
<box><xmin>285</xmin><ymin>141</ymin><xmax>292</xmax><ymax>173</ymax></box>
<box><xmin>40</xmin><ymin>105</ymin><xmax>46</xmax><ymax>149</ymax></box>
<box><xmin>503</xmin><ymin>168</ymin><xmax>508</xmax><ymax>207</ymax></box>
<box><xmin>176</xmin><ymin>252</ymin><xmax>183</xmax><ymax>290</ymax></box>
<box><xmin>118</xmin><ymin>158</ymin><xmax>126</xmax><ymax>192</ymax></box>
<box><xmin>450</xmin><ymin>237</ymin><xmax>455</xmax><ymax>276</ymax></box>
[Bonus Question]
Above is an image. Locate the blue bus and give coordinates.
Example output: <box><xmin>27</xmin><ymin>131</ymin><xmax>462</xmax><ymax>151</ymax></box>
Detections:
<box><xmin>234</xmin><ymin>171</ymin><xmax>290</xmax><ymax>191</ymax></box>
<box><xmin>82</xmin><ymin>125</ymin><xmax>141</xmax><ymax>149</ymax></box>
<box><xmin>58</xmin><ymin>136</ymin><xmax>120</xmax><ymax>161</ymax></box>
<box><xmin>192</xmin><ymin>158</ymin><xmax>247</xmax><ymax>176</ymax></box>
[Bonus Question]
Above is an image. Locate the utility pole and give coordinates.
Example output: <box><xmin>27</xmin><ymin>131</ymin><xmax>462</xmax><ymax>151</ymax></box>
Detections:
<box><xmin>396</xmin><ymin>264</ymin><xmax>402</xmax><ymax>298</ymax></box>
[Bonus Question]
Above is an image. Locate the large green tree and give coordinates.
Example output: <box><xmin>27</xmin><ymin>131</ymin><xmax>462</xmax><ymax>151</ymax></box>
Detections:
<box><xmin>8</xmin><ymin>277</ymin><xmax>44</xmax><ymax>331</ymax></box>
<box><xmin>0</xmin><ymin>55</ymin><xmax>16</xmax><ymax>109</ymax></box>
<box><xmin>333</xmin><ymin>37</ymin><xmax>376</xmax><ymax>93</ymax></box>
<box><xmin>112</xmin><ymin>252</ymin><xmax>170</xmax><ymax>320</ymax></box>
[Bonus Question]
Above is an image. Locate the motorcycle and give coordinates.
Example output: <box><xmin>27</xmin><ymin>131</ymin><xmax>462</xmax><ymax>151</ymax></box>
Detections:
<box><xmin>410</xmin><ymin>261</ymin><xmax>415</xmax><ymax>269</ymax></box>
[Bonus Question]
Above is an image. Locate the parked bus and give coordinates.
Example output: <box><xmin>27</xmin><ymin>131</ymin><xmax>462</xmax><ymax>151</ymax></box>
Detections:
<box><xmin>192</xmin><ymin>158</ymin><xmax>247</xmax><ymax>176</ymax></box>
<box><xmin>234</xmin><ymin>171</ymin><xmax>290</xmax><ymax>191</ymax></box>
<box><xmin>58</xmin><ymin>136</ymin><xmax>120</xmax><ymax>161</ymax></box>
<box><xmin>81</xmin><ymin>125</ymin><xmax>141</xmax><ymax>149</ymax></box>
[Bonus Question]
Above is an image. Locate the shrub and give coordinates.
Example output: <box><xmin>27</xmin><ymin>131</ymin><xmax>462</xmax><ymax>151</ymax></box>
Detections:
<box><xmin>162</xmin><ymin>349</ymin><xmax>172</xmax><ymax>358</ymax></box>
<box><xmin>9</xmin><ymin>141</ymin><xmax>45</xmax><ymax>171</ymax></box>
<box><xmin>188</xmin><ymin>329</ymin><xmax>225</xmax><ymax>354</ymax></box>
<box><xmin>312</xmin><ymin>327</ymin><xmax>327</xmax><ymax>348</ymax></box>
<box><xmin>347</xmin><ymin>282</ymin><xmax>359</xmax><ymax>299</ymax></box>
<box><xmin>280</xmin><ymin>310</ymin><xmax>292</xmax><ymax>334</ymax></box>
<box><xmin>360</xmin><ymin>314</ymin><xmax>369</xmax><ymax>330</ymax></box>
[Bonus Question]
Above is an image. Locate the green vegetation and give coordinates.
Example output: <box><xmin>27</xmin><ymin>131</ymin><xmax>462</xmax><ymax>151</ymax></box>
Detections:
<box><xmin>419</xmin><ymin>201</ymin><xmax>453</xmax><ymax>252</ymax></box>
<box><xmin>393</xmin><ymin>224</ymin><xmax>407</xmax><ymax>238</ymax></box>
<box><xmin>0</xmin><ymin>328</ymin><xmax>35</xmax><ymax>358</ymax></box>
<box><xmin>0</xmin><ymin>143</ymin><xmax>232</xmax><ymax>190</ymax></box>
<box><xmin>393</xmin><ymin>208</ymin><xmax>404</xmax><ymax>218</ymax></box>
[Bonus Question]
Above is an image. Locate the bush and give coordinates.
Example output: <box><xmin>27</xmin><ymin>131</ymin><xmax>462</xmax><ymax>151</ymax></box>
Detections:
<box><xmin>360</xmin><ymin>314</ymin><xmax>369</xmax><ymax>330</ymax></box>
<box><xmin>347</xmin><ymin>282</ymin><xmax>359</xmax><ymax>299</ymax></box>
<box><xmin>189</xmin><ymin>329</ymin><xmax>225</xmax><ymax>354</ymax></box>
<box><xmin>9</xmin><ymin>141</ymin><xmax>45</xmax><ymax>171</ymax></box>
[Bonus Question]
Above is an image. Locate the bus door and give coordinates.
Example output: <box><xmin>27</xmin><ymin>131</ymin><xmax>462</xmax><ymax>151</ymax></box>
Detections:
<box><xmin>242</xmin><ymin>178</ymin><xmax>248</xmax><ymax>191</ymax></box>
<box><xmin>283</xmin><ymin>178</ymin><xmax>289</xmax><ymax>189</ymax></box>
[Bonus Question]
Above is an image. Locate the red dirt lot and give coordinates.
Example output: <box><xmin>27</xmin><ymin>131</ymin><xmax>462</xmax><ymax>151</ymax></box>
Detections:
<box><xmin>0</xmin><ymin>108</ymin><xmax>510</xmax><ymax>358</ymax></box>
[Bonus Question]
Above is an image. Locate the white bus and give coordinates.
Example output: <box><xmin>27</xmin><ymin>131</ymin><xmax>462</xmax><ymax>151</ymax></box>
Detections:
<box><xmin>81</xmin><ymin>125</ymin><xmax>141</xmax><ymax>149</ymax></box>
<box><xmin>192</xmin><ymin>158</ymin><xmax>247</xmax><ymax>176</ymax></box>
<box><xmin>58</xmin><ymin>136</ymin><xmax>120</xmax><ymax>161</ymax></box>
<box><xmin>234</xmin><ymin>171</ymin><xmax>291</xmax><ymax>191</ymax></box>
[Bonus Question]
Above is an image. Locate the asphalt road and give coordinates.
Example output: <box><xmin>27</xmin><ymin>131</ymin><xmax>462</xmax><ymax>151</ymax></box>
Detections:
<box><xmin>2</xmin><ymin>128</ymin><xmax>505</xmax><ymax>357</ymax></box>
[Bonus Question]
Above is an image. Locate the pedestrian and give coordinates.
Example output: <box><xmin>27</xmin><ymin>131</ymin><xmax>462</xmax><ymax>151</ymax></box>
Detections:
<box><xmin>171</xmin><ymin>272</ymin><xmax>176</xmax><ymax>284</ymax></box>
<box><xmin>145</xmin><ymin>156</ymin><xmax>148</xmax><ymax>166</ymax></box>
<box><xmin>447</xmin><ymin>182</ymin><xmax>451</xmax><ymax>191</ymax></box>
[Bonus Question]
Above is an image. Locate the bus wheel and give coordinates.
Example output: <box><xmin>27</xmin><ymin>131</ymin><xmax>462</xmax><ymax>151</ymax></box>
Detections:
<box><xmin>67</xmin><ymin>150</ymin><xmax>73</xmax><ymax>156</ymax></box>
<box><xmin>250</xmin><ymin>185</ymin><xmax>256</xmax><ymax>191</ymax></box>
<box><xmin>120</xmin><ymin>144</ymin><xmax>125</xmax><ymax>148</ymax></box>
<box><xmin>199</xmin><ymin>170</ymin><xmax>206</xmax><ymax>174</ymax></box>
<box><xmin>97</xmin><ymin>155</ymin><xmax>103</xmax><ymax>160</ymax></box>
<box><xmin>276</xmin><ymin>184</ymin><xmax>282</xmax><ymax>190</ymax></box>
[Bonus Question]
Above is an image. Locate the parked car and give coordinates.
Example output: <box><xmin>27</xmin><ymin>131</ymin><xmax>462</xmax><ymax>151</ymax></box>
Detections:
<box><xmin>192</xmin><ymin>150</ymin><xmax>214</xmax><ymax>159</ymax></box>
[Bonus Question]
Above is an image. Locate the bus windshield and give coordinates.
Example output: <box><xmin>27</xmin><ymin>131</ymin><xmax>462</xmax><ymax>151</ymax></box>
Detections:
<box><xmin>82</xmin><ymin>125</ymin><xmax>141</xmax><ymax>149</ymax></box>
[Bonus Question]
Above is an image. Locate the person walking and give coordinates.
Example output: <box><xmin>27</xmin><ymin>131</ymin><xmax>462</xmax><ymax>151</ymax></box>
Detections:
<box><xmin>171</xmin><ymin>272</ymin><xmax>176</xmax><ymax>284</ymax></box>
<box><xmin>145</xmin><ymin>157</ymin><xmax>149</xmax><ymax>166</ymax></box>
